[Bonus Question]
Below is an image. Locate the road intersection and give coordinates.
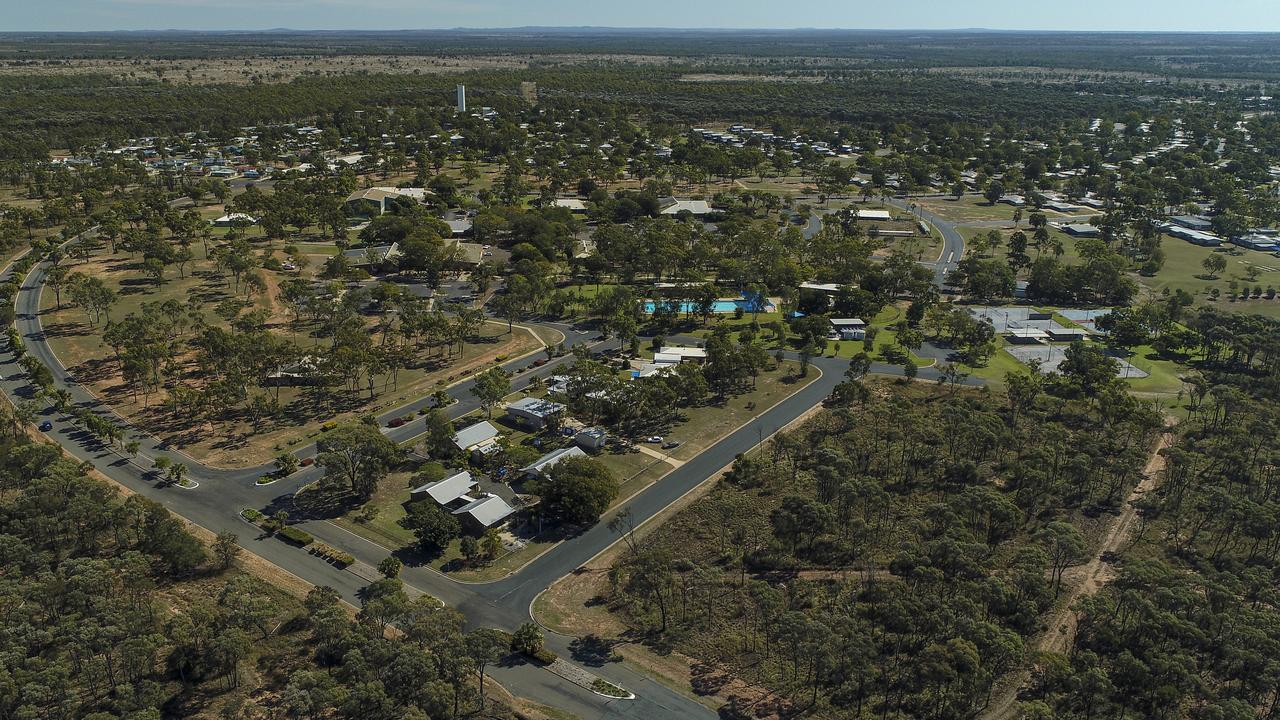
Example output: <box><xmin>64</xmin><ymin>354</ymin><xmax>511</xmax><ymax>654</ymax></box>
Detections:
<box><xmin>1</xmin><ymin>212</ymin><xmax>966</xmax><ymax>717</ymax></box>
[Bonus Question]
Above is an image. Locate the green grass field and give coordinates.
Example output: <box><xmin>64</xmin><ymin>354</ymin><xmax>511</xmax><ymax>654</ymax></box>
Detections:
<box><xmin>329</xmin><ymin>469</ymin><xmax>421</xmax><ymax>549</ymax></box>
<box><xmin>920</xmin><ymin>196</ymin><xmax>1026</xmax><ymax>223</ymax></box>
<box><xmin>1139</xmin><ymin>235</ymin><xmax>1280</xmax><ymax>317</ymax></box>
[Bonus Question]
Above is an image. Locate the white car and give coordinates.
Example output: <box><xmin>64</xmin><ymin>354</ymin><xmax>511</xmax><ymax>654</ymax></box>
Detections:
<box><xmin>644</xmin><ymin>436</ymin><xmax>663</xmax><ymax>443</ymax></box>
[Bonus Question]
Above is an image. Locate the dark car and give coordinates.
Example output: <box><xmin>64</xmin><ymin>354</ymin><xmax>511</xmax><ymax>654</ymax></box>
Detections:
<box><xmin>38</xmin><ymin>420</ymin><xmax>53</xmax><ymax>432</ymax></box>
<box><xmin>662</xmin><ymin>440</ymin><xmax>682</xmax><ymax>450</ymax></box>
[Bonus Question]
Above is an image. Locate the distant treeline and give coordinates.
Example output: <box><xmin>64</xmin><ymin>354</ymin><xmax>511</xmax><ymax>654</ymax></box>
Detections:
<box><xmin>2</xmin><ymin>30</ymin><xmax>1280</xmax><ymax>80</ymax></box>
<box><xmin>0</xmin><ymin>65</ymin><xmax>1164</xmax><ymax>158</ymax></box>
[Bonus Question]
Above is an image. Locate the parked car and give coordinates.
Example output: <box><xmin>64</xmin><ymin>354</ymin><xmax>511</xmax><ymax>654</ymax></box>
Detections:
<box><xmin>38</xmin><ymin>420</ymin><xmax>53</xmax><ymax>432</ymax></box>
<box><xmin>644</xmin><ymin>436</ymin><xmax>663</xmax><ymax>443</ymax></box>
<box><xmin>300</xmin><ymin>457</ymin><xmax>315</xmax><ymax>467</ymax></box>
<box><xmin>662</xmin><ymin>440</ymin><xmax>682</xmax><ymax>449</ymax></box>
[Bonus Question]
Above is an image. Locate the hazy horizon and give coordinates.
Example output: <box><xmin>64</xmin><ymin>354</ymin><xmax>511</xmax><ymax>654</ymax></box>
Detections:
<box><xmin>8</xmin><ymin>0</ymin><xmax>1280</xmax><ymax>33</ymax></box>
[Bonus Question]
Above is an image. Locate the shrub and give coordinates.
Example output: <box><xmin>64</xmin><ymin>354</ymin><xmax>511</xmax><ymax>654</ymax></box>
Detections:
<box><xmin>592</xmin><ymin>679</ymin><xmax>629</xmax><ymax>698</ymax></box>
<box><xmin>311</xmin><ymin>543</ymin><xmax>354</xmax><ymax>566</ymax></box>
<box><xmin>241</xmin><ymin>508</ymin><xmax>265</xmax><ymax>523</ymax></box>
<box><xmin>512</xmin><ymin>622</ymin><xmax>545</xmax><ymax>655</ymax></box>
<box><xmin>532</xmin><ymin>648</ymin><xmax>558</xmax><ymax>665</ymax></box>
<box><xmin>256</xmin><ymin>475</ymin><xmax>275</xmax><ymax>485</ymax></box>
<box><xmin>321</xmin><ymin>421</ymin><xmax>338</xmax><ymax>431</ymax></box>
<box><xmin>277</xmin><ymin>526</ymin><xmax>314</xmax><ymax>547</ymax></box>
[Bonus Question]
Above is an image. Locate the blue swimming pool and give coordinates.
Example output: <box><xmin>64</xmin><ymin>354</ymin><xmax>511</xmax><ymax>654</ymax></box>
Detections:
<box><xmin>643</xmin><ymin>297</ymin><xmax>775</xmax><ymax>314</ymax></box>
<box><xmin>643</xmin><ymin>300</ymin><xmax>744</xmax><ymax>314</ymax></box>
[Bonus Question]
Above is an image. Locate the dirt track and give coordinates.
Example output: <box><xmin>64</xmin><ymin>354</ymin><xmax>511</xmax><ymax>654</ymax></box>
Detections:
<box><xmin>980</xmin><ymin>423</ymin><xmax>1174</xmax><ymax>719</ymax></box>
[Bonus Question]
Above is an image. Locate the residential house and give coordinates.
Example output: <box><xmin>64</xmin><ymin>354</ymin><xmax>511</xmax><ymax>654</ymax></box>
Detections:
<box><xmin>211</xmin><ymin>213</ymin><xmax>257</xmax><ymax>228</ymax></box>
<box><xmin>452</xmin><ymin>421</ymin><xmax>502</xmax><ymax>459</ymax></box>
<box><xmin>658</xmin><ymin>197</ymin><xmax>713</xmax><ymax>216</ymax></box>
<box><xmin>409</xmin><ymin>470</ymin><xmax>477</xmax><ymax>504</ymax></box>
<box><xmin>263</xmin><ymin>355</ymin><xmax>323</xmax><ymax>387</ymax></box>
<box><xmin>521</xmin><ymin>446</ymin><xmax>587</xmax><ymax>477</ymax></box>
<box><xmin>446</xmin><ymin>219</ymin><xmax>473</xmax><ymax>237</ymax></box>
<box><xmin>574</xmin><ymin>427</ymin><xmax>609</xmax><ymax>451</ymax></box>
<box><xmin>452</xmin><ymin>494</ymin><xmax>517</xmax><ymax>531</ymax></box>
<box><xmin>505</xmin><ymin>397</ymin><xmax>566</xmax><ymax>430</ymax></box>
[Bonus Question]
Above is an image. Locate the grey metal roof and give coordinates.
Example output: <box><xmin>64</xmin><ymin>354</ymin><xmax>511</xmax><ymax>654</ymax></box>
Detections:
<box><xmin>506</xmin><ymin>397</ymin><xmax>566</xmax><ymax>419</ymax></box>
<box><xmin>411</xmin><ymin>471</ymin><xmax>476</xmax><ymax>505</ymax></box>
<box><xmin>521</xmin><ymin>446</ymin><xmax>587</xmax><ymax>474</ymax></box>
<box><xmin>453</xmin><ymin>421</ymin><xmax>499</xmax><ymax>450</ymax></box>
<box><xmin>452</xmin><ymin>494</ymin><xmax>517</xmax><ymax>527</ymax></box>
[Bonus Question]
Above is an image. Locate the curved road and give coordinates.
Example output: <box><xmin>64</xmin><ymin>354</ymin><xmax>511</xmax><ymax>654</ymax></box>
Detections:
<box><xmin>6</xmin><ymin>245</ymin><xmax>916</xmax><ymax>718</ymax></box>
<box><xmin>880</xmin><ymin>196</ymin><xmax>966</xmax><ymax>288</ymax></box>
<box><xmin>804</xmin><ymin>196</ymin><xmax>966</xmax><ymax>289</ymax></box>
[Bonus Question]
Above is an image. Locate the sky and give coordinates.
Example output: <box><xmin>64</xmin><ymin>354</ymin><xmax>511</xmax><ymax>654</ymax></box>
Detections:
<box><xmin>8</xmin><ymin>0</ymin><xmax>1280</xmax><ymax>33</ymax></box>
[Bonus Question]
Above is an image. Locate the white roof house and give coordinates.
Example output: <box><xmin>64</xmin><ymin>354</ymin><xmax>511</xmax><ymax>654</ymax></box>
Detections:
<box><xmin>345</xmin><ymin>187</ymin><xmax>429</xmax><ymax>215</ymax></box>
<box><xmin>659</xmin><ymin>197</ymin><xmax>712</xmax><ymax>216</ymax></box>
<box><xmin>829</xmin><ymin>318</ymin><xmax>866</xmax><ymax>328</ymax></box>
<box><xmin>799</xmin><ymin>282</ymin><xmax>844</xmax><ymax>295</ymax></box>
<box><xmin>856</xmin><ymin>209</ymin><xmax>892</xmax><ymax>221</ymax></box>
<box><xmin>453</xmin><ymin>421</ymin><xmax>500</xmax><ymax>452</ymax></box>
<box><xmin>656</xmin><ymin>346</ymin><xmax>708</xmax><ymax>363</ymax></box>
<box><xmin>211</xmin><ymin>213</ymin><xmax>256</xmax><ymax>227</ymax></box>
<box><xmin>552</xmin><ymin>198</ymin><xmax>589</xmax><ymax>213</ymax></box>
<box><xmin>521</xmin><ymin>446</ymin><xmax>587</xmax><ymax>476</ymax></box>
<box><xmin>410</xmin><ymin>470</ymin><xmax>477</xmax><ymax>505</ymax></box>
<box><xmin>451</xmin><ymin>494</ymin><xmax>517</xmax><ymax>528</ymax></box>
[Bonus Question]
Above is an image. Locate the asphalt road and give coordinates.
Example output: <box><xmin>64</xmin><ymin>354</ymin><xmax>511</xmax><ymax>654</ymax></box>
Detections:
<box><xmin>5</xmin><ymin>210</ymin><xmax>978</xmax><ymax>717</ymax></box>
<box><xmin>879</xmin><ymin>197</ymin><xmax>966</xmax><ymax>288</ymax></box>
<box><xmin>4</xmin><ymin>248</ymin><xmax>855</xmax><ymax>718</ymax></box>
<box><xmin>804</xmin><ymin>197</ymin><xmax>966</xmax><ymax>289</ymax></box>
